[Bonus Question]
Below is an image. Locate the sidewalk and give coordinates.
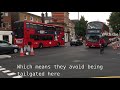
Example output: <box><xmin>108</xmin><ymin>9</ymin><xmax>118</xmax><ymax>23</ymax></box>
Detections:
<box><xmin>65</xmin><ymin>42</ymin><xmax>70</xmax><ymax>46</ymax></box>
<box><xmin>0</xmin><ymin>55</ymin><xmax>11</xmax><ymax>59</ymax></box>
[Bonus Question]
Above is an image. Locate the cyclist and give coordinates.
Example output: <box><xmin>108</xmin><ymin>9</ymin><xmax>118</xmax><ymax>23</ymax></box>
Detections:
<box><xmin>99</xmin><ymin>37</ymin><xmax>105</xmax><ymax>54</ymax></box>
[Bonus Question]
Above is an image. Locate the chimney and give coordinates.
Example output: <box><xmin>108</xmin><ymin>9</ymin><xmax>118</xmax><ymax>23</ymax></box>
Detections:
<box><xmin>45</xmin><ymin>12</ymin><xmax>48</xmax><ymax>17</ymax></box>
<box><xmin>41</xmin><ymin>12</ymin><xmax>45</xmax><ymax>23</ymax></box>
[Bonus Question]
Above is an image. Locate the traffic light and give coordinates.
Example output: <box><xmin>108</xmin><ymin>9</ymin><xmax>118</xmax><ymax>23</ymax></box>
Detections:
<box><xmin>0</xmin><ymin>12</ymin><xmax>3</xmax><ymax>27</ymax></box>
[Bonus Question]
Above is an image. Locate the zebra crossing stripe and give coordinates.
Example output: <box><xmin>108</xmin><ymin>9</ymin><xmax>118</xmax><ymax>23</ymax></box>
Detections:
<box><xmin>7</xmin><ymin>72</ymin><xmax>16</xmax><ymax>76</ymax></box>
<box><xmin>2</xmin><ymin>70</ymin><xmax>11</xmax><ymax>73</ymax></box>
<box><xmin>0</xmin><ymin>68</ymin><xmax>6</xmax><ymax>71</ymax></box>
<box><xmin>0</xmin><ymin>66</ymin><xmax>2</xmax><ymax>68</ymax></box>
<box><xmin>12</xmin><ymin>76</ymin><xmax>23</xmax><ymax>78</ymax></box>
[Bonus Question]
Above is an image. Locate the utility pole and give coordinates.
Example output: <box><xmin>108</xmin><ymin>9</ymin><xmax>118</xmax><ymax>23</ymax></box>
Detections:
<box><xmin>78</xmin><ymin>12</ymin><xmax>79</xmax><ymax>38</ymax></box>
<box><xmin>41</xmin><ymin>12</ymin><xmax>45</xmax><ymax>23</ymax></box>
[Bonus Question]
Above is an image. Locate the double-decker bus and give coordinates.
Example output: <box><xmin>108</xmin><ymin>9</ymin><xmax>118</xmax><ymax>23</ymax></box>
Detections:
<box><xmin>85</xmin><ymin>21</ymin><xmax>110</xmax><ymax>48</ymax></box>
<box><xmin>13</xmin><ymin>21</ymin><xmax>65</xmax><ymax>48</ymax></box>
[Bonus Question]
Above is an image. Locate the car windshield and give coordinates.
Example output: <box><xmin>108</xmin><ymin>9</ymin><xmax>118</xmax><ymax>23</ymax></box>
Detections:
<box><xmin>0</xmin><ymin>43</ymin><xmax>10</xmax><ymax>46</ymax></box>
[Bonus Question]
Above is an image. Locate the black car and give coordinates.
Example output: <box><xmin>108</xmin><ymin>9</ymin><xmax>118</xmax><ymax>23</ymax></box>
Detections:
<box><xmin>70</xmin><ymin>39</ymin><xmax>83</xmax><ymax>46</ymax></box>
<box><xmin>0</xmin><ymin>40</ymin><xmax>19</xmax><ymax>54</ymax></box>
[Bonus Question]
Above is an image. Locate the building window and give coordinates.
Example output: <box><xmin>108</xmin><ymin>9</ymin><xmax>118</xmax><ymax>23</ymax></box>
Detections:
<box><xmin>3</xmin><ymin>22</ymin><xmax>9</xmax><ymax>28</ymax></box>
<box><xmin>30</xmin><ymin>16</ymin><xmax>33</xmax><ymax>21</ymax></box>
<box><xmin>36</xmin><ymin>18</ymin><xmax>38</xmax><ymax>22</ymax></box>
<box><xmin>3</xmin><ymin>35</ymin><xmax>9</xmax><ymax>42</ymax></box>
<box><xmin>24</xmin><ymin>16</ymin><xmax>27</xmax><ymax>20</ymax></box>
<box><xmin>1</xmin><ymin>12</ymin><xmax>8</xmax><ymax>16</ymax></box>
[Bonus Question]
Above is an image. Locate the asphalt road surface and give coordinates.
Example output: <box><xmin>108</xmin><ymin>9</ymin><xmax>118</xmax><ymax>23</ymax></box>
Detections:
<box><xmin>0</xmin><ymin>43</ymin><xmax>120</xmax><ymax>78</ymax></box>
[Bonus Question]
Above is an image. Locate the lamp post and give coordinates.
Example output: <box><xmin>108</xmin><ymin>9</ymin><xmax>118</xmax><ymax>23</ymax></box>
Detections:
<box><xmin>41</xmin><ymin>12</ymin><xmax>45</xmax><ymax>23</ymax></box>
<box><xmin>78</xmin><ymin>12</ymin><xmax>79</xmax><ymax>38</ymax></box>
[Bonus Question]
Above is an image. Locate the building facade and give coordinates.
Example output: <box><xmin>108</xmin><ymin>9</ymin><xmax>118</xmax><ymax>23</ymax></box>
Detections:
<box><xmin>51</xmin><ymin>12</ymin><xmax>70</xmax><ymax>42</ymax></box>
<box><xmin>0</xmin><ymin>12</ymin><xmax>12</xmax><ymax>43</ymax></box>
<box><xmin>11</xmin><ymin>12</ymin><xmax>42</xmax><ymax>27</ymax></box>
<box><xmin>68</xmin><ymin>20</ymin><xmax>75</xmax><ymax>40</ymax></box>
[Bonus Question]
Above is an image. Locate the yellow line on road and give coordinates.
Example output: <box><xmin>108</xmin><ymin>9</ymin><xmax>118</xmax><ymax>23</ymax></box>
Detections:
<box><xmin>92</xmin><ymin>76</ymin><xmax>120</xmax><ymax>78</ymax></box>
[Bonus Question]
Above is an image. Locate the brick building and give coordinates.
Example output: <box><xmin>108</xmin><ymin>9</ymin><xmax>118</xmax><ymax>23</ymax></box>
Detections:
<box><xmin>11</xmin><ymin>12</ymin><xmax>41</xmax><ymax>27</ymax></box>
<box><xmin>0</xmin><ymin>12</ymin><xmax>13</xmax><ymax>43</ymax></box>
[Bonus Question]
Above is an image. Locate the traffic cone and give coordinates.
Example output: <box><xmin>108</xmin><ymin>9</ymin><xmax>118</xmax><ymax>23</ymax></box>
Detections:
<box><xmin>20</xmin><ymin>47</ymin><xmax>25</xmax><ymax>56</ymax></box>
<box><xmin>30</xmin><ymin>45</ymin><xmax>35</xmax><ymax>56</ymax></box>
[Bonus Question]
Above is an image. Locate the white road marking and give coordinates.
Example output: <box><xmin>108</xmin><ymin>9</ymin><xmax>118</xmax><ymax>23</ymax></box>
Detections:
<box><xmin>12</xmin><ymin>76</ymin><xmax>23</xmax><ymax>78</ymax></box>
<box><xmin>0</xmin><ymin>55</ymin><xmax>11</xmax><ymax>59</ymax></box>
<box><xmin>117</xmin><ymin>53</ymin><xmax>120</xmax><ymax>54</ymax></box>
<box><xmin>0</xmin><ymin>68</ymin><xmax>6</xmax><ymax>71</ymax></box>
<box><xmin>7</xmin><ymin>72</ymin><xmax>16</xmax><ymax>76</ymax></box>
<box><xmin>112</xmin><ymin>58</ymin><xmax>116</xmax><ymax>59</ymax></box>
<box><xmin>2</xmin><ymin>70</ymin><xmax>11</xmax><ymax>73</ymax></box>
<box><xmin>0</xmin><ymin>66</ymin><xmax>2</xmax><ymax>68</ymax></box>
<box><xmin>73</xmin><ymin>60</ymin><xmax>84</xmax><ymax>62</ymax></box>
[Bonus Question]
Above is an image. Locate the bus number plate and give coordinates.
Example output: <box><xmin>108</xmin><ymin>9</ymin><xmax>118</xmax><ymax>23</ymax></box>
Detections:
<box><xmin>16</xmin><ymin>39</ymin><xmax>23</xmax><ymax>44</ymax></box>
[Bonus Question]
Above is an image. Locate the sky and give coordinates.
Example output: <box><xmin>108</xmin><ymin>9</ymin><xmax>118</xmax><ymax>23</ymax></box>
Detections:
<box><xmin>29</xmin><ymin>12</ymin><xmax>111</xmax><ymax>24</ymax></box>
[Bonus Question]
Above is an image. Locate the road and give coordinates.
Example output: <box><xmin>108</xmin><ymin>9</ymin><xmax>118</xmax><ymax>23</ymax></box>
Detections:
<box><xmin>0</xmin><ymin>43</ymin><xmax>120</xmax><ymax>78</ymax></box>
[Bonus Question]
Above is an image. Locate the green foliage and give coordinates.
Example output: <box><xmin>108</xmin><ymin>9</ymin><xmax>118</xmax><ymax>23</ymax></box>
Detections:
<box><xmin>75</xmin><ymin>16</ymin><xmax>88</xmax><ymax>37</ymax></box>
<box><xmin>108</xmin><ymin>12</ymin><xmax>120</xmax><ymax>34</ymax></box>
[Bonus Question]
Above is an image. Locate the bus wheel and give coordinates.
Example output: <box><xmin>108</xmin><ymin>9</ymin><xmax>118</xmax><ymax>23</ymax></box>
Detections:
<box><xmin>57</xmin><ymin>43</ymin><xmax>60</xmax><ymax>47</ymax></box>
<box><xmin>39</xmin><ymin>44</ymin><xmax>43</xmax><ymax>49</ymax></box>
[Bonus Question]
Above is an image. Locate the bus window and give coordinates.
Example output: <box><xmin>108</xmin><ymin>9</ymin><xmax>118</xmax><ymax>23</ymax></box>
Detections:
<box><xmin>30</xmin><ymin>23</ymin><xmax>33</xmax><ymax>28</ymax></box>
<box><xmin>26</xmin><ymin>23</ymin><xmax>30</xmax><ymax>28</ymax></box>
<box><xmin>33</xmin><ymin>24</ymin><xmax>37</xmax><ymax>30</ymax></box>
<box><xmin>40</xmin><ymin>24</ymin><xmax>44</xmax><ymax>30</ymax></box>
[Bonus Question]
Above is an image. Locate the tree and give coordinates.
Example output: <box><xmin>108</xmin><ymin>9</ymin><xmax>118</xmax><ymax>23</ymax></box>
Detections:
<box><xmin>108</xmin><ymin>12</ymin><xmax>120</xmax><ymax>34</ymax></box>
<box><xmin>75</xmin><ymin>16</ymin><xmax>88</xmax><ymax>37</ymax></box>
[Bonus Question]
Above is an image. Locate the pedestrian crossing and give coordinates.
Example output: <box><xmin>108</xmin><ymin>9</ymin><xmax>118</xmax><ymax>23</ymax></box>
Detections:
<box><xmin>0</xmin><ymin>65</ymin><xmax>22</xmax><ymax>78</ymax></box>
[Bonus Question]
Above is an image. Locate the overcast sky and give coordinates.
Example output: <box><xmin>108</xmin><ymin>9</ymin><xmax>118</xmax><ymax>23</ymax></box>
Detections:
<box><xmin>29</xmin><ymin>12</ymin><xmax>111</xmax><ymax>24</ymax></box>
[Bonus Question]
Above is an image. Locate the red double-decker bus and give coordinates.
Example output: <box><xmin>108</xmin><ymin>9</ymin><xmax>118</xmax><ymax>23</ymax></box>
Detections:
<box><xmin>13</xmin><ymin>21</ymin><xmax>65</xmax><ymax>48</ymax></box>
<box><xmin>85</xmin><ymin>21</ymin><xmax>110</xmax><ymax>48</ymax></box>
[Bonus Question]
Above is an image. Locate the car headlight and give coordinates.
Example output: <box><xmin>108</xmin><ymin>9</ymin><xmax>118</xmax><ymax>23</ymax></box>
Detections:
<box><xmin>14</xmin><ymin>45</ymin><xmax>18</xmax><ymax>47</ymax></box>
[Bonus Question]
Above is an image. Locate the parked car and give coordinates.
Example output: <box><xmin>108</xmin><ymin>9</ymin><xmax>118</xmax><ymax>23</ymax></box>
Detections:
<box><xmin>70</xmin><ymin>39</ymin><xmax>83</xmax><ymax>46</ymax></box>
<box><xmin>0</xmin><ymin>40</ymin><xmax>19</xmax><ymax>54</ymax></box>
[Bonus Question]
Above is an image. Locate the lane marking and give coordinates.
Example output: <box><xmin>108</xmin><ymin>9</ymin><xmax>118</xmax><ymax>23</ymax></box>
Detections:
<box><xmin>0</xmin><ymin>68</ymin><xmax>6</xmax><ymax>71</ymax></box>
<box><xmin>0</xmin><ymin>55</ymin><xmax>11</xmax><ymax>59</ymax></box>
<box><xmin>117</xmin><ymin>53</ymin><xmax>120</xmax><ymax>54</ymax></box>
<box><xmin>12</xmin><ymin>76</ymin><xmax>23</xmax><ymax>78</ymax></box>
<box><xmin>0</xmin><ymin>66</ymin><xmax>2</xmax><ymax>68</ymax></box>
<box><xmin>7</xmin><ymin>72</ymin><xmax>16</xmax><ymax>76</ymax></box>
<box><xmin>72</xmin><ymin>60</ymin><xmax>84</xmax><ymax>62</ymax></box>
<box><xmin>2</xmin><ymin>70</ymin><xmax>11</xmax><ymax>73</ymax></box>
<box><xmin>92</xmin><ymin>76</ymin><xmax>120</xmax><ymax>78</ymax></box>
